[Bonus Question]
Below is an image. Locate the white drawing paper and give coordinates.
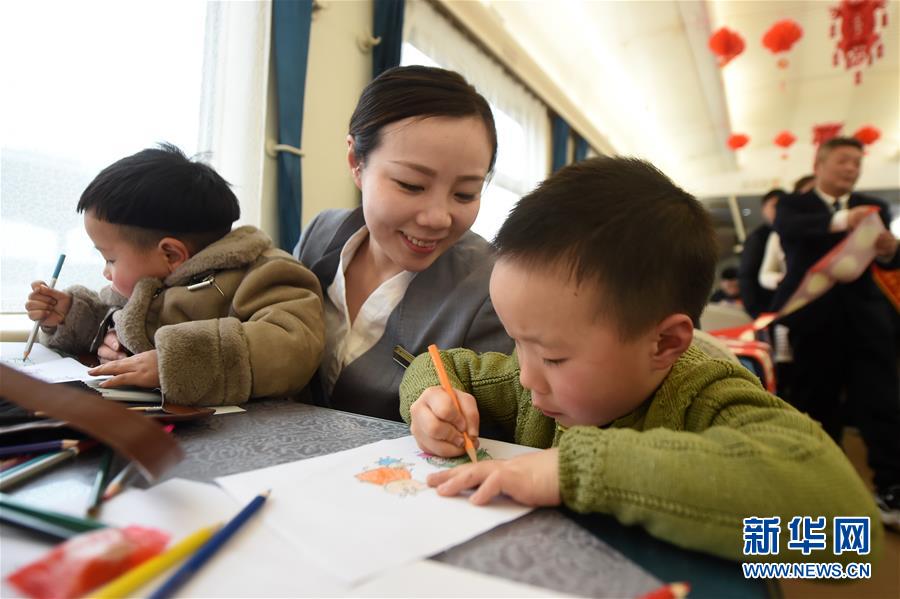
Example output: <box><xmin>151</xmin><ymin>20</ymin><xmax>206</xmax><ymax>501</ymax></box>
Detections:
<box><xmin>216</xmin><ymin>435</ymin><xmax>538</xmax><ymax>585</ymax></box>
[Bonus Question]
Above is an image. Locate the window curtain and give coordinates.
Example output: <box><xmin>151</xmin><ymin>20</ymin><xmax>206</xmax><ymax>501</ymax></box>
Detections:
<box><xmin>373</xmin><ymin>0</ymin><xmax>405</xmax><ymax>78</ymax></box>
<box><xmin>272</xmin><ymin>0</ymin><xmax>313</xmax><ymax>251</ymax></box>
<box><xmin>551</xmin><ymin>114</ymin><xmax>570</xmax><ymax>172</ymax></box>
<box><xmin>574</xmin><ymin>133</ymin><xmax>590</xmax><ymax>162</ymax></box>
<box><xmin>404</xmin><ymin>0</ymin><xmax>548</xmax><ymax>195</ymax></box>
<box><xmin>199</xmin><ymin>1</ymin><xmax>272</xmax><ymax>235</ymax></box>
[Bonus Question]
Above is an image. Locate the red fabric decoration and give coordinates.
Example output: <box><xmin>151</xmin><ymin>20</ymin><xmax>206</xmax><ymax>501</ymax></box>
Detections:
<box><xmin>762</xmin><ymin>19</ymin><xmax>803</xmax><ymax>67</ymax></box>
<box><xmin>709</xmin><ymin>27</ymin><xmax>745</xmax><ymax>66</ymax></box>
<box><xmin>854</xmin><ymin>125</ymin><xmax>881</xmax><ymax>145</ymax></box>
<box><xmin>812</xmin><ymin>123</ymin><xmax>843</xmax><ymax>146</ymax></box>
<box><xmin>774</xmin><ymin>130</ymin><xmax>796</xmax><ymax>160</ymax></box>
<box><xmin>727</xmin><ymin>133</ymin><xmax>750</xmax><ymax>150</ymax></box>
<box><xmin>831</xmin><ymin>0</ymin><xmax>889</xmax><ymax>85</ymax></box>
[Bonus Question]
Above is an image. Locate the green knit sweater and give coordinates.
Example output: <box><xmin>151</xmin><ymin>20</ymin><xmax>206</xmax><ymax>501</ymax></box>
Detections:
<box><xmin>400</xmin><ymin>346</ymin><xmax>883</xmax><ymax>563</ymax></box>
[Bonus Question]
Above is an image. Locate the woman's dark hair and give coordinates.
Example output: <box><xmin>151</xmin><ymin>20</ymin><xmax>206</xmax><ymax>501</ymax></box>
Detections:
<box><xmin>348</xmin><ymin>66</ymin><xmax>497</xmax><ymax>173</ymax></box>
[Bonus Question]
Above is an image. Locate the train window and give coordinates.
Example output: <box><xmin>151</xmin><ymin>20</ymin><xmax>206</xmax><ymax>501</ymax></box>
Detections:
<box><xmin>402</xmin><ymin>1</ymin><xmax>549</xmax><ymax>242</ymax></box>
<box><xmin>1</xmin><ymin>2</ymin><xmax>209</xmax><ymax>313</ymax></box>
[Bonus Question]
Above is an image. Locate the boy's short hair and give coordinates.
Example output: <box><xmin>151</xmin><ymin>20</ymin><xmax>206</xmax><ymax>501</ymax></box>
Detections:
<box><xmin>493</xmin><ymin>156</ymin><xmax>717</xmax><ymax>340</ymax></box>
<box><xmin>77</xmin><ymin>143</ymin><xmax>240</xmax><ymax>252</ymax></box>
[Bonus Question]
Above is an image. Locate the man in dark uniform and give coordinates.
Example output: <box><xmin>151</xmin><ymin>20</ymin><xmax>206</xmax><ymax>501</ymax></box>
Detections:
<box><xmin>773</xmin><ymin>137</ymin><xmax>900</xmax><ymax>528</ymax></box>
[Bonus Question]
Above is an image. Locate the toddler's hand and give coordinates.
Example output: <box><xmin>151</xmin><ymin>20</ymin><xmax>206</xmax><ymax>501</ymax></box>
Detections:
<box><xmin>88</xmin><ymin>350</ymin><xmax>160</xmax><ymax>389</ymax></box>
<box><xmin>97</xmin><ymin>329</ymin><xmax>128</xmax><ymax>363</ymax></box>
<box><xmin>410</xmin><ymin>385</ymin><xmax>480</xmax><ymax>458</ymax></box>
<box><xmin>427</xmin><ymin>448</ymin><xmax>561</xmax><ymax>507</ymax></box>
<box><xmin>25</xmin><ymin>281</ymin><xmax>72</xmax><ymax>328</ymax></box>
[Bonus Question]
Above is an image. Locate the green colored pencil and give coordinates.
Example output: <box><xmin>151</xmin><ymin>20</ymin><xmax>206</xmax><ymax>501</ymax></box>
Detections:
<box><xmin>0</xmin><ymin>493</ymin><xmax>106</xmax><ymax>533</ymax></box>
<box><xmin>86</xmin><ymin>448</ymin><xmax>114</xmax><ymax>517</ymax></box>
<box><xmin>0</xmin><ymin>506</ymin><xmax>77</xmax><ymax>541</ymax></box>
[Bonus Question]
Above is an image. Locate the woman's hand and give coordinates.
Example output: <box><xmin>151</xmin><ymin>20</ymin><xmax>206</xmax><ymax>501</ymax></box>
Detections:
<box><xmin>427</xmin><ymin>448</ymin><xmax>561</xmax><ymax>507</ymax></box>
<box><xmin>89</xmin><ymin>350</ymin><xmax>160</xmax><ymax>389</ymax></box>
<box><xmin>410</xmin><ymin>385</ymin><xmax>480</xmax><ymax>457</ymax></box>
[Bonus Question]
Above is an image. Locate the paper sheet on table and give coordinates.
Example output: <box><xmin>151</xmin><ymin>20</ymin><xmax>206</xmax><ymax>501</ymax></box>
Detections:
<box><xmin>99</xmin><ymin>479</ymin><xmax>345</xmax><ymax>597</ymax></box>
<box><xmin>1</xmin><ymin>342</ymin><xmax>61</xmax><ymax>365</ymax></box>
<box><xmin>217</xmin><ymin>436</ymin><xmax>538</xmax><ymax>585</ymax></box>
<box><xmin>1</xmin><ymin>341</ymin><xmax>162</xmax><ymax>401</ymax></box>
<box><xmin>350</xmin><ymin>560</ymin><xmax>578</xmax><ymax>597</ymax></box>
<box><xmin>1</xmin><ymin>342</ymin><xmax>98</xmax><ymax>384</ymax></box>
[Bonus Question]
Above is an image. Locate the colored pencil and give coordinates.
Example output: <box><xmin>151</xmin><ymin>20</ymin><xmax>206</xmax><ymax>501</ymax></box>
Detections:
<box><xmin>90</xmin><ymin>524</ymin><xmax>221</xmax><ymax>599</ymax></box>
<box><xmin>427</xmin><ymin>344</ymin><xmax>478</xmax><ymax>463</ymax></box>
<box><xmin>0</xmin><ymin>455</ymin><xmax>33</xmax><ymax>473</ymax></box>
<box><xmin>100</xmin><ymin>426</ymin><xmax>171</xmax><ymax>504</ymax></box>
<box><xmin>0</xmin><ymin>506</ymin><xmax>77</xmax><ymax>541</ymax></box>
<box><xmin>0</xmin><ymin>493</ymin><xmax>106</xmax><ymax>533</ymax></box>
<box><xmin>86</xmin><ymin>447</ymin><xmax>114</xmax><ymax>517</ymax></box>
<box><xmin>0</xmin><ymin>445</ymin><xmax>83</xmax><ymax>492</ymax></box>
<box><xmin>637</xmin><ymin>582</ymin><xmax>691</xmax><ymax>599</ymax></box>
<box><xmin>147</xmin><ymin>491</ymin><xmax>270</xmax><ymax>599</ymax></box>
<box><xmin>0</xmin><ymin>439</ymin><xmax>79</xmax><ymax>458</ymax></box>
<box><xmin>102</xmin><ymin>462</ymin><xmax>138</xmax><ymax>501</ymax></box>
<box><xmin>23</xmin><ymin>253</ymin><xmax>66</xmax><ymax>360</ymax></box>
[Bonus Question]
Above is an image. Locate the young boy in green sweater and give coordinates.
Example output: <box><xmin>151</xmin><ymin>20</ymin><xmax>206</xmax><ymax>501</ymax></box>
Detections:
<box><xmin>400</xmin><ymin>157</ymin><xmax>882</xmax><ymax>563</ymax></box>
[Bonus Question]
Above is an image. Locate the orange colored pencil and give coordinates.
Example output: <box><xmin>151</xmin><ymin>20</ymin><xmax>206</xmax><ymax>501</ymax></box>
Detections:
<box><xmin>637</xmin><ymin>582</ymin><xmax>690</xmax><ymax>599</ymax></box>
<box><xmin>427</xmin><ymin>344</ymin><xmax>478</xmax><ymax>463</ymax></box>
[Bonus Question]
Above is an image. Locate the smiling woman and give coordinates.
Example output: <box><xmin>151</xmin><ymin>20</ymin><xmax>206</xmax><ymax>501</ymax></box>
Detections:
<box><xmin>294</xmin><ymin>66</ymin><xmax>514</xmax><ymax>421</ymax></box>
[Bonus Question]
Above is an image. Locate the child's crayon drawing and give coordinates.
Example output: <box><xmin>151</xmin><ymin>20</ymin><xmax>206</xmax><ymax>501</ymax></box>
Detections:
<box><xmin>418</xmin><ymin>448</ymin><xmax>491</xmax><ymax>468</ymax></box>
<box><xmin>1</xmin><ymin>357</ymin><xmax>32</xmax><ymax>366</ymax></box>
<box><xmin>355</xmin><ymin>457</ymin><xmax>428</xmax><ymax>497</ymax></box>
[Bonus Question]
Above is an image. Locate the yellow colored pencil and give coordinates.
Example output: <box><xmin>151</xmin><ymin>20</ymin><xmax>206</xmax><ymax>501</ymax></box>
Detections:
<box><xmin>427</xmin><ymin>344</ymin><xmax>478</xmax><ymax>463</ymax></box>
<box><xmin>89</xmin><ymin>523</ymin><xmax>221</xmax><ymax>599</ymax></box>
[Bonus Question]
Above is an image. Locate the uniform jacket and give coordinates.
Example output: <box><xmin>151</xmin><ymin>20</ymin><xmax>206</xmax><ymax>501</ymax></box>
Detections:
<box><xmin>43</xmin><ymin>226</ymin><xmax>325</xmax><ymax>406</ymax></box>
<box><xmin>294</xmin><ymin>208</ymin><xmax>513</xmax><ymax>420</ymax></box>
<box><xmin>739</xmin><ymin>224</ymin><xmax>775</xmax><ymax>317</ymax></box>
<box><xmin>773</xmin><ymin>190</ymin><xmax>900</xmax><ymax>326</ymax></box>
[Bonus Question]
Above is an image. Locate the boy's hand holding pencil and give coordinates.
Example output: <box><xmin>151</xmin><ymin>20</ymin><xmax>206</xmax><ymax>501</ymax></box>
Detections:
<box><xmin>410</xmin><ymin>385</ymin><xmax>481</xmax><ymax>457</ymax></box>
<box><xmin>410</xmin><ymin>345</ymin><xmax>481</xmax><ymax>459</ymax></box>
<box><xmin>25</xmin><ymin>281</ymin><xmax>72</xmax><ymax>328</ymax></box>
<box><xmin>24</xmin><ymin>255</ymin><xmax>69</xmax><ymax>347</ymax></box>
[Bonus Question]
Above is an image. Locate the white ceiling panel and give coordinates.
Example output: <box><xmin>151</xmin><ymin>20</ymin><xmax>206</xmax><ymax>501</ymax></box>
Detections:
<box><xmin>480</xmin><ymin>0</ymin><xmax>899</xmax><ymax>195</ymax></box>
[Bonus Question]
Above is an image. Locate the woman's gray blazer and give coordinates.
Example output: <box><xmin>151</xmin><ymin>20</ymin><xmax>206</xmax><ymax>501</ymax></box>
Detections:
<box><xmin>294</xmin><ymin>208</ymin><xmax>513</xmax><ymax>421</ymax></box>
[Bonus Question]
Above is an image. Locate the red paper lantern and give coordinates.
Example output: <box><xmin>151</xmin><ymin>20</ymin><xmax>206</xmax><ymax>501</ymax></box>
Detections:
<box><xmin>774</xmin><ymin>130</ymin><xmax>796</xmax><ymax>160</ymax></box>
<box><xmin>854</xmin><ymin>125</ymin><xmax>881</xmax><ymax>145</ymax></box>
<box><xmin>812</xmin><ymin>123</ymin><xmax>843</xmax><ymax>146</ymax></box>
<box><xmin>762</xmin><ymin>19</ymin><xmax>804</xmax><ymax>68</ymax></box>
<box><xmin>709</xmin><ymin>27</ymin><xmax>746</xmax><ymax>67</ymax></box>
<box><xmin>774</xmin><ymin>131</ymin><xmax>797</xmax><ymax>148</ymax></box>
<box><xmin>727</xmin><ymin>133</ymin><xmax>750</xmax><ymax>150</ymax></box>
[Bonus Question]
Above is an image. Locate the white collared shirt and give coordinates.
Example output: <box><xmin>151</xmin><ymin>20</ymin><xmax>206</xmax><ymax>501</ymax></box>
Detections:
<box><xmin>321</xmin><ymin>226</ymin><xmax>416</xmax><ymax>394</ymax></box>
<box><xmin>814</xmin><ymin>187</ymin><xmax>852</xmax><ymax>232</ymax></box>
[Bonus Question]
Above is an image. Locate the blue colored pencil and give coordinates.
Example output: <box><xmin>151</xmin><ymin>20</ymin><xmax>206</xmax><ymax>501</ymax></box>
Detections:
<box><xmin>23</xmin><ymin>253</ymin><xmax>66</xmax><ymax>360</ymax></box>
<box><xmin>0</xmin><ymin>439</ymin><xmax>79</xmax><ymax>458</ymax></box>
<box><xmin>147</xmin><ymin>490</ymin><xmax>270</xmax><ymax>599</ymax></box>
